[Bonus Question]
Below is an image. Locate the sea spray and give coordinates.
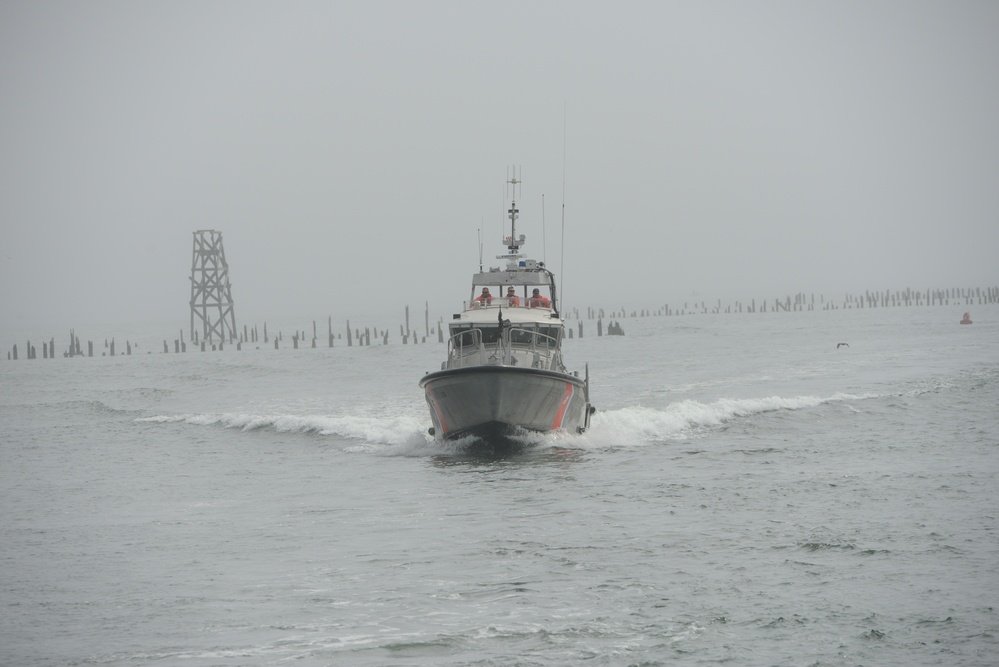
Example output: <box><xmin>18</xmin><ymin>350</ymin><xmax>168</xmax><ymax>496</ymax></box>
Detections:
<box><xmin>137</xmin><ymin>412</ymin><xmax>428</xmax><ymax>446</ymax></box>
<box><xmin>588</xmin><ymin>392</ymin><xmax>879</xmax><ymax>444</ymax></box>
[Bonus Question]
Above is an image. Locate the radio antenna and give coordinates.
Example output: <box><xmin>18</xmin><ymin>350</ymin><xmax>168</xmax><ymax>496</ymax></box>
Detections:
<box><xmin>560</xmin><ymin>103</ymin><xmax>567</xmax><ymax>307</ymax></box>
<box><xmin>542</xmin><ymin>193</ymin><xmax>547</xmax><ymax>266</ymax></box>
<box><xmin>506</xmin><ymin>166</ymin><xmax>521</xmax><ymax>242</ymax></box>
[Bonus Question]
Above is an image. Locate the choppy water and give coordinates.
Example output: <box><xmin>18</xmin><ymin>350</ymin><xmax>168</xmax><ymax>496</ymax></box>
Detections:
<box><xmin>2</xmin><ymin>306</ymin><xmax>997</xmax><ymax>666</ymax></box>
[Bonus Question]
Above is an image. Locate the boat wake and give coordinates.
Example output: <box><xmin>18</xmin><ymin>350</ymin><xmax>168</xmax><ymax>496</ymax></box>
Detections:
<box><xmin>136</xmin><ymin>412</ymin><xmax>430</xmax><ymax>448</ymax></box>
<box><xmin>138</xmin><ymin>391</ymin><xmax>878</xmax><ymax>455</ymax></box>
<box><xmin>581</xmin><ymin>392</ymin><xmax>879</xmax><ymax>446</ymax></box>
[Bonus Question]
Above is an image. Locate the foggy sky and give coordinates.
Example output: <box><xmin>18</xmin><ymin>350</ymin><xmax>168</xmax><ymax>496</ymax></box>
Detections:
<box><xmin>2</xmin><ymin>1</ymin><xmax>997</xmax><ymax>331</ymax></box>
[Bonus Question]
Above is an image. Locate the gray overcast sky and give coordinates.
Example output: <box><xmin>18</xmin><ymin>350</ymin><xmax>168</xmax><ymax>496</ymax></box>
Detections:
<box><xmin>2</xmin><ymin>1</ymin><xmax>997</xmax><ymax>330</ymax></box>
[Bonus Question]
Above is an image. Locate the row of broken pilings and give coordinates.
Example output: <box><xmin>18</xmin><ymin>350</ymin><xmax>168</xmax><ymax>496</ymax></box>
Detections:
<box><xmin>573</xmin><ymin>285</ymin><xmax>999</xmax><ymax>319</ymax></box>
<box><xmin>7</xmin><ymin>313</ymin><xmax>450</xmax><ymax>361</ymax></box>
<box><xmin>177</xmin><ymin>311</ymin><xmax>448</xmax><ymax>352</ymax></box>
<box><xmin>9</xmin><ymin>310</ymin><xmax>583</xmax><ymax>361</ymax></box>
<box><xmin>173</xmin><ymin>305</ymin><xmax>445</xmax><ymax>352</ymax></box>
<box><xmin>7</xmin><ymin>285</ymin><xmax>997</xmax><ymax>361</ymax></box>
<box><xmin>8</xmin><ymin>328</ymin><xmax>129</xmax><ymax>360</ymax></box>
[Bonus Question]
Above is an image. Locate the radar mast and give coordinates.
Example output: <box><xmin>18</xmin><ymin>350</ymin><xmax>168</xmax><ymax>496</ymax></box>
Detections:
<box><xmin>502</xmin><ymin>167</ymin><xmax>525</xmax><ymax>260</ymax></box>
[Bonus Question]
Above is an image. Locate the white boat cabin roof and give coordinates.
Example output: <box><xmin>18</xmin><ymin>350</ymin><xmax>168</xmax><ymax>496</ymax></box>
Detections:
<box><xmin>471</xmin><ymin>259</ymin><xmax>550</xmax><ymax>288</ymax></box>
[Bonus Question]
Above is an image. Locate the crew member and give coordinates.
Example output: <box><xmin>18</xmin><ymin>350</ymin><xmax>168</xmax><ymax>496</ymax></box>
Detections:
<box><xmin>474</xmin><ymin>287</ymin><xmax>492</xmax><ymax>305</ymax></box>
<box><xmin>506</xmin><ymin>286</ymin><xmax>520</xmax><ymax>307</ymax></box>
<box><xmin>528</xmin><ymin>288</ymin><xmax>551</xmax><ymax>308</ymax></box>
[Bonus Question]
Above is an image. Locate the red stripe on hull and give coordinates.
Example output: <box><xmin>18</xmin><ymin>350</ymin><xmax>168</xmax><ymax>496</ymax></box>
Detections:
<box><xmin>425</xmin><ymin>386</ymin><xmax>449</xmax><ymax>435</ymax></box>
<box><xmin>551</xmin><ymin>382</ymin><xmax>574</xmax><ymax>430</ymax></box>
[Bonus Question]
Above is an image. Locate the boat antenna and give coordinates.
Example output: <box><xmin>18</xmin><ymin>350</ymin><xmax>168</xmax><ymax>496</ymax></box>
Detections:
<box><xmin>545</xmin><ymin>266</ymin><xmax>560</xmax><ymax>318</ymax></box>
<box><xmin>560</xmin><ymin>102</ymin><xmax>567</xmax><ymax>308</ymax></box>
<box><xmin>478</xmin><ymin>227</ymin><xmax>483</xmax><ymax>273</ymax></box>
<box><xmin>542</xmin><ymin>193</ymin><xmax>547</xmax><ymax>265</ymax></box>
<box><xmin>506</xmin><ymin>167</ymin><xmax>521</xmax><ymax>256</ymax></box>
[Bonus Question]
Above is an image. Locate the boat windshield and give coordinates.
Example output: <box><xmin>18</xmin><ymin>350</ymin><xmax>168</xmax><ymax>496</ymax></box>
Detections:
<box><xmin>452</xmin><ymin>325</ymin><xmax>501</xmax><ymax>347</ymax></box>
<box><xmin>445</xmin><ymin>322</ymin><xmax>564</xmax><ymax>371</ymax></box>
<box><xmin>509</xmin><ymin>325</ymin><xmax>561</xmax><ymax>348</ymax></box>
<box><xmin>453</xmin><ymin>324</ymin><xmax>559</xmax><ymax>347</ymax></box>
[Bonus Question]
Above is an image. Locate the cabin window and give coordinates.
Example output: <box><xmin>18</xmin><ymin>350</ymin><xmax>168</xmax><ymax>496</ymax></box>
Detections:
<box><xmin>510</xmin><ymin>327</ymin><xmax>536</xmax><ymax>346</ymax></box>
<box><xmin>451</xmin><ymin>326</ymin><xmax>477</xmax><ymax>348</ymax></box>
<box><xmin>537</xmin><ymin>326</ymin><xmax>561</xmax><ymax>348</ymax></box>
<box><xmin>450</xmin><ymin>325</ymin><xmax>501</xmax><ymax>346</ymax></box>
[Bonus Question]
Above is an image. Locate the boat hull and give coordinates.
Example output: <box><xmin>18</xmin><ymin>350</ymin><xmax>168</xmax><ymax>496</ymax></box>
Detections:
<box><xmin>420</xmin><ymin>366</ymin><xmax>588</xmax><ymax>440</ymax></box>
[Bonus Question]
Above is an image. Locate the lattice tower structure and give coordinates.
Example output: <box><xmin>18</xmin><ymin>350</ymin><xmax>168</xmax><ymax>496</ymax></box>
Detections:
<box><xmin>189</xmin><ymin>230</ymin><xmax>237</xmax><ymax>343</ymax></box>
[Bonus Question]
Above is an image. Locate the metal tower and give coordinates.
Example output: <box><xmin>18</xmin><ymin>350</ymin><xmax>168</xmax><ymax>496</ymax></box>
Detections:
<box><xmin>189</xmin><ymin>230</ymin><xmax>237</xmax><ymax>343</ymax></box>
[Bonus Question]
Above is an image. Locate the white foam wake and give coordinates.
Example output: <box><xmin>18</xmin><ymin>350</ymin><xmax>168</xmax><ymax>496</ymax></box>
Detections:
<box><xmin>585</xmin><ymin>392</ymin><xmax>876</xmax><ymax>444</ymax></box>
<box><xmin>137</xmin><ymin>392</ymin><xmax>878</xmax><ymax>452</ymax></box>
<box><xmin>136</xmin><ymin>412</ymin><xmax>429</xmax><ymax>447</ymax></box>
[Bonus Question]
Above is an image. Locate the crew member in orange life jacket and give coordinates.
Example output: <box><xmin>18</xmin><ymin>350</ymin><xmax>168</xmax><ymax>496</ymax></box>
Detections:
<box><xmin>528</xmin><ymin>288</ymin><xmax>551</xmax><ymax>308</ymax></box>
<box><xmin>474</xmin><ymin>287</ymin><xmax>492</xmax><ymax>305</ymax></box>
<box><xmin>506</xmin><ymin>286</ymin><xmax>520</xmax><ymax>307</ymax></box>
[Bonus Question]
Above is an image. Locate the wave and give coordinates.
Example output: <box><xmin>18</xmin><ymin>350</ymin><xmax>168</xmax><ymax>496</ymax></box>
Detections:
<box><xmin>899</xmin><ymin>365</ymin><xmax>999</xmax><ymax>398</ymax></box>
<box><xmin>4</xmin><ymin>399</ymin><xmax>140</xmax><ymax>417</ymax></box>
<box><xmin>136</xmin><ymin>412</ymin><xmax>430</xmax><ymax>448</ymax></box>
<box><xmin>585</xmin><ymin>392</ymin><xmax>878</xmax><ymax>444</ymax></box>
<box><xmin>138</xmin><ymin>391</ymin><xmax>877</xmax><ymax>453</ymax></box>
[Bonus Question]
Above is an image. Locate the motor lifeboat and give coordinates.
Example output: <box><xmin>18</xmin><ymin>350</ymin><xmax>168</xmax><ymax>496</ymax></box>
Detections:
<box><xmin>419</xmin><ymin>173</ymin><xmax>593</xmax><ymax>442</ymax></box>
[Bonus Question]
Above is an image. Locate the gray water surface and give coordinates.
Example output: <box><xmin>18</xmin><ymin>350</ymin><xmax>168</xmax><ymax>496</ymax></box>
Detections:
<box><xmin>2</xmin><ymin>307</ymin><xmax>997</xmax><ymax>665</ymax></box>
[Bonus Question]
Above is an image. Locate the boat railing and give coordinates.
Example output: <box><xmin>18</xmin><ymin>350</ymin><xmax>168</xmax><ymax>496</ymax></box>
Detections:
<box><xmin>505</xmin><ymin>327</ymin><xmax>560</xmax><ymax>370</ymax></box>
<box><xmin>446</xmin><ymin>328</ymin><xmax>483</xmax><ymax>369</ymax></box>
<box><xmin>465</xmin><ymin>298</ymin><xmax>552</xmax><ymax>312</ymax></box>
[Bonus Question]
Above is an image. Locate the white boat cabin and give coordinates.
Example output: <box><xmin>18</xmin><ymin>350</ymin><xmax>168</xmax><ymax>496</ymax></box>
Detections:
<box><xmin>464</xmin><ymin>261</ymin><xmax>556</xmax><ymax>313</ymax></box>
<box><xmin>442</xmin><ymin>264</ymin><xmax>566</xmax><ymax>372</ymax></box>
<box><xmin>439</xmin><ymin>179</ymin><xmax>571</xmax><ymax>373</ymax></box>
